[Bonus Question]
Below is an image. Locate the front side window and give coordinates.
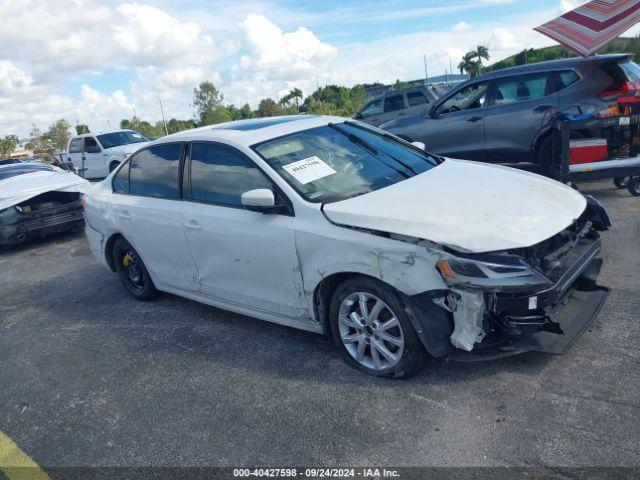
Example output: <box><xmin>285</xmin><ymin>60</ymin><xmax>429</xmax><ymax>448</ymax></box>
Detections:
<box><xmin>84</xmin><ymin>137</ymin><xmax>100</xmax><ymax>153</ymax></box>
<box><xmin>360</xmin><ymin>99</ymin><xmax>383</xmax><ymax>117</ymax></box>
<box><xmin>438</xmin><ymin>83</ymin><xmax>488</xmax><ymax>113</ymax></box>
<box><xmin>407</xmin><ymin>91</ymin><xmax>429</xmax><ymax>106</ymax></box>
<box><xmin>97</xmin><ymin>131</ymin><xmax>148</xmax><ymax>150</ymax></box>
<box><xmin>69</xmin><ymin>138</ymin><xmax>83</xmax><ymax>154</ymax></box>
<box><xmin>253</xmin><ymin>122</ymin><xmax>438</xmax><ymax>204</ymax></box>
<box><xmin>492</xmin><ymin>73</ymin><xmax>551</xmax><ymax>106</ymax></box>
<box><xmin>190</xmin><ymin>143</ymin><xmax>272</xmax><ymax>207</ymax></box>
<box><xmin>129</xmin><ymin>143</ymin><xmax>182</xmax><ymax>199</ymax></box>
<box><xmin>384</xmin><ymin>94</ymin><xmax>405</xmax><ymax>112</ymax></box>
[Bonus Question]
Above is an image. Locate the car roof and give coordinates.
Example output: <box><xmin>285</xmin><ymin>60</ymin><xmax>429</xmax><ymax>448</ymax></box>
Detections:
<box><xmin>70</xmin><ymin>129</ymin><xmax>138</xmax><ymax>139</ymax></box>
<box><xmin>475</xmin><ymin>53</ymin><xmax>633</xmax><ymax>81</ymax></box>
<box><xmin>153</xmin><ymin>115</ymin><xmax>347</xmax><ymax>148</ymax></box>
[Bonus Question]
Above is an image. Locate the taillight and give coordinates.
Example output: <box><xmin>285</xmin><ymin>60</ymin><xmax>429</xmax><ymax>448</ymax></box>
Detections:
<box><xmin>599</xmin><ymin>81</ymin><xmax>640</xmax><ymax>99</ymax></box>
<box><xmin>81</xmin><ymin>194</ymin><xmax>86</xmax><ymax>210</ymax></box>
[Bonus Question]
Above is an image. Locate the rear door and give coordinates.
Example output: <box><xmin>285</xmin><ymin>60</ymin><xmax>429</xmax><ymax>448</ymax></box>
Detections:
<box><xmin>110</xmin><ymin>143</ymin><xmax>197</xmax><ymax>291</ymax></box>
<box><xmin>405</xmin><ymin>90</ymin><xmax>431</xmax><ymax>117</ymax></box>
<box><xmin>420</xmin><ymin>81</ymin><xmax>489</xmax><ymax>160</ymax></box>
<box><xmin>483</xmin><ymin>72</ymin><xmax>559</xmax><ymax>163</ymax></box>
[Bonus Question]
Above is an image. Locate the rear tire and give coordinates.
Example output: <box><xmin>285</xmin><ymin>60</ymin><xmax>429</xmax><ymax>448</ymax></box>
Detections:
<box><xmin>628</xmin><ymin>177</ymin><xmax>640</xmax><ymax>197</ymax></box>
<box><xmin>329</xmin><ymin>277</ymin><xmax>429</xmax><ymax>379</ymax></box>
<box><xmin>112</xmin><ymin>237</ymin><xmax>159</xmax><ymax>301</ymax></box>
<box><xmin>614</xmin><ymin>176</ymin><xmax>631</xmax><ymax>189</ymax></box>
<box><xmin>537</xmin><ymin>136</ymin><xmax>558</xmax><ymax>178</ymax></box>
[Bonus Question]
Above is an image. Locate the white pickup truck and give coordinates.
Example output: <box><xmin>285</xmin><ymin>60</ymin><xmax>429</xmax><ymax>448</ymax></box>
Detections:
<box><xmin>66</xmin><ymin>130</ymin><xmax>149</xmax><ymax>179</ymax></box>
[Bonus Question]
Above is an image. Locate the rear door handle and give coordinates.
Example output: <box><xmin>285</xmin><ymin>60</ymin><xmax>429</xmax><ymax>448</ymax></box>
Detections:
<box><xmin>184</xmin><ymin>220</ymin><xmax>201</xmax><ymax>231</ymax></box>
<box><xmin>467</xmin><ymin>115</ymin><xmax>482</xmax><ymax>123</ymax></box>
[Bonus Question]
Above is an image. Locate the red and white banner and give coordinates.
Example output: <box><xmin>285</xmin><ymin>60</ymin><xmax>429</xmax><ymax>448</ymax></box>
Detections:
<box><xmin>535</xmin><ymin>0</ymin><xmax>640</xmax><ymax>57</ymax></box>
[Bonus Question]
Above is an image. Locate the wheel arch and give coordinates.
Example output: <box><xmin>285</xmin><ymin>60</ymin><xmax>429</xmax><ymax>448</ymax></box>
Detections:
<box><xmin>104</xmin><ymin>232</ymin><xmax>124</xmax><ymax>271</ymax></box>
<box><xmin>312</xmin><ymin>272</ymin><xmax>453</xmax><ymax>358</ymax></box>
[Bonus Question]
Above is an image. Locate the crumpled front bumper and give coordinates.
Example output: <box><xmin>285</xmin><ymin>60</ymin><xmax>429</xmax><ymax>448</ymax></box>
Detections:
<box><xmin>447</xmin><ymin>251</ymin><xmax>608</xmax><ymax>362</ymax></box>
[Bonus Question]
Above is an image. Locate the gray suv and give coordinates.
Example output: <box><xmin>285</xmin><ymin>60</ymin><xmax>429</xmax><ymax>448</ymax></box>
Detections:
<box><xmin>382</xmin><ymin>54</ymin><xmax>640</xmax><ymax>170</ymax></box>
<box><xmin>355</xmin><ymin>87</ymin><xmax>439</xmax><ymax>127</ymax></box>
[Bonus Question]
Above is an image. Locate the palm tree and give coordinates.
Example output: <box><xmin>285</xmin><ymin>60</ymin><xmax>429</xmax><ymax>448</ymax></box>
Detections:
<box><xmin>458</xmin><ymin>52</ymin><xmax>478</xmax><ymax>78</ymax></box>
<box><xmin>473</xmin><ymin>45</ymin><xmax>490</xmax><ymax>74</ymax></box>
<box><xmin>289</xmin><ymin>87</ymin><xmax>303</xmax><ymax>112</ymax></box>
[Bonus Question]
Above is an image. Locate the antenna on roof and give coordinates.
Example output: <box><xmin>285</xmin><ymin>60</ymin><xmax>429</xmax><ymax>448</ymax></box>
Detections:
<box><xmin>159</xmin><ymin>96</ymin><xmax>169</xmax><ymax>135</ymax></box>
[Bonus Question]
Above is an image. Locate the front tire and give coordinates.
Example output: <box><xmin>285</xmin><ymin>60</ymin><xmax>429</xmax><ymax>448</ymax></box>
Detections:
<box><xmin>614</xmin><ymin>176</ymin><xmax>631</xmax><ymax>189</ymax></box>
<box><xmin>112</xmin><ymin>237</ymin><xmax>158</xmax><ymax>301</ymax></box>
<box><xmin>329</xmin><ymin>277</ymin><xmax>428</xmax><ymax>378</ymax></box>
<box><xmin>628</xmin><ymin>177</ymin><xmax>640</xmax><ymax>197</ymax></box>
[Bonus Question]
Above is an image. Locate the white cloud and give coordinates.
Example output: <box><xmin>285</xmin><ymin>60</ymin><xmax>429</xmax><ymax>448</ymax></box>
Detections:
<box><xmin>0</xmin><ymin>60</ymin><xmax>33</xmax><ymax>95</ymax></box>
<box><xmin>238</xmin><ymin>15</ymin><xmax>337</xmax><ymax>78</ymax></box>
<box><xmin>490</xmin><ymin>28</ymin><xmax>521</xmax><ymax>50</ymax></box>
<box><xmin>453</xmin><ymin>22</ymin><xmax>472</xmax><ymax>33</ymax></box>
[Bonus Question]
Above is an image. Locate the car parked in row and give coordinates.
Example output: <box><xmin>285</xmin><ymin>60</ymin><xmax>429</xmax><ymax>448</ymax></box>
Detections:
<box><xmin>66</xmin><ymin>130</ymin><xmax>149</xmax><ymax>180</ymax></box>
<box><xmin>83</xmin><ymin>115</ymin><xmax>610</xmax><ymax>378</ymax></box>
<box><xmin>382</xmin><ymin>54</ymin><xmax>640</xmax><ymax>173</ymax></box>
<box><xmin>0</xmin><ymin>163</ymin><xmax>88</xmax><ymax>248</ymax></box>
<box><xmin>354</xmin><ymin>87</ymin><xmax>439</xmax><ymax>127</ymax></box>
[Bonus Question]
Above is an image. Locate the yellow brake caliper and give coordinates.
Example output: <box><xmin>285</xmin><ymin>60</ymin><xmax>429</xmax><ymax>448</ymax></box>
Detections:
<box><xmin>122</xmin><ymin>253</ymin><xmax>134</xmax><ymax>267</ymax></box>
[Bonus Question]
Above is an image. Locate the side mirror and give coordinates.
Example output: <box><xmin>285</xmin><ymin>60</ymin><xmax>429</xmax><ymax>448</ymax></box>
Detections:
<box><xmin>241</xmin><ymin>189</ymin><xmax>276</xmax><ymax>213</ymax></box>
<box><xmin>411</xmin><ymin>141</ymin><xmax>426</xmax><ymax>151</ymax></box>
<box><xmin>428</xmin><ymin>105</ymin><xmax>439</xmax><ymax>118</ymax></box>
<box><xmin>354</xmin><ymin>112</ymin><xmax>363</xmax><ymax>120</ymax></box>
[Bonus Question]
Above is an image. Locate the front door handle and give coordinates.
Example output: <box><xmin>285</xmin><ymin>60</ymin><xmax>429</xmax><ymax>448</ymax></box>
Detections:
<box><xmin>467</xmin><ymin>115</ymin><xmax>482</xmax><ymax>123</ymax></box>
<box><xmin>184</xmin><ymin>220</ymin><xmax>201</xmax><ymax>231</ymax></box>
<box><xmin>117</xmin><ymin>211</ymin><xmax>131</xmax><ymax>220</ymax></box>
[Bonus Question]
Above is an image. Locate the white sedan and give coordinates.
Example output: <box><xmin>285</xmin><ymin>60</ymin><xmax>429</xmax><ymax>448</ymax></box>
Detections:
<box><xmin>83</xmin><ymin>115</ymin><xmax>610</xmax><ymax>377</ymax></box>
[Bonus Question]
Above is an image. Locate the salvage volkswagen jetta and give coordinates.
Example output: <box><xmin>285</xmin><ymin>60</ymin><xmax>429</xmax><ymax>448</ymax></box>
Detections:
<box><xmin>83</xmin><ymin>115</ymin><xmax>610</xmax><ymax>378</ymax></box>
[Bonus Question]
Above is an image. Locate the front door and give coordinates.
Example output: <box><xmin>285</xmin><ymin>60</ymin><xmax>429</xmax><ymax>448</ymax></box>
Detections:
<box><xmin>111</xmin><ymin>142</ymin><xmax>197</xmax><ymax>291</ymax></box>
<box><xmin>421</xmin><ymin>81</ymin><xmax>489</xmax><ymax>161</ymax></box>
<box><xmin>483</xmin><ymin>72</ymin><xmax>559</xmax><ymax>163</ymax></box>
<box><xmin>82</xmin><ymin>136</ymin><xmax>105</xmax><ymax>179</ymax></box>
<box><xmin>181</xmin><ymin>142</ymin><xmax>307</xmax><ymax>319</ymax></box>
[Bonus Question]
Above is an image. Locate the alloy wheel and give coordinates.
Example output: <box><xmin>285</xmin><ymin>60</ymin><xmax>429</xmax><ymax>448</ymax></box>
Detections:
<box><xmin>338</xmin><ymin>292</ymin><xmax>404</xmax><ymax>371</ymax></box>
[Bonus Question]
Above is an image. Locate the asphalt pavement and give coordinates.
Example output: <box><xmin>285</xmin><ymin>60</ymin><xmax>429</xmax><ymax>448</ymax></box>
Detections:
<box><xmin>0</xmin><ymin>179</ymin><xmax>638</xmax><ymax>470</ymax></box>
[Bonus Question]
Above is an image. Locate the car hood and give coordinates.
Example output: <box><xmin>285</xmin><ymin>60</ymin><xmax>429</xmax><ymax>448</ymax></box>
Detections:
<box><xmin>0</xmin><ymin>166</ymin><xmax>90</xmax><ymax>211</ymax></box>
<box><xmin>105</xmin><ymin>142</ymin><xmax>149</xmax><ymax>155</ymax></box>
<box><xmin>322</xmin><ymin>159</ymin><xmax>587</xmax><ymax>253</ymax></box>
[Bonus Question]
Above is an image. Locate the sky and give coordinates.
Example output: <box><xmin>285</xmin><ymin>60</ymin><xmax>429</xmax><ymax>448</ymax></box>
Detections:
<box><xmin>0</xmin><ymin>0</ymin><xmax>637</xmax><ymax>137</ymax></box>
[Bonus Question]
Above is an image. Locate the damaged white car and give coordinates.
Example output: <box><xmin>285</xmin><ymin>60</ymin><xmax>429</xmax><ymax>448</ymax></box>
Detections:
<box><xmin>0</xmin><ymin>163</ymin><xmax>89</xmax><ymax>248</ymax></box>
<box><xmin>83</xmin><ymin>116</ymin><xmax>610</xmax><ymax>378</ymax></box>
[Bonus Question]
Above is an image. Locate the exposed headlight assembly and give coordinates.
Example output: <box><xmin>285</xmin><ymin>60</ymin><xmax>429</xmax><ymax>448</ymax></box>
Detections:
<box><xmin>436</xmin><ymin>252</ymin><xmax>551</xmax><ymax>292</ymax></box>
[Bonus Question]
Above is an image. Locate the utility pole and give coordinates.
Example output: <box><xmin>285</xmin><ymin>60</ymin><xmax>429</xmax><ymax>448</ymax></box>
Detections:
<box><xmin>423</xmin><ymin>55</ymin><xmax>429</xmax><ymax>86</ymax></box>
<box><xmin>158</xmin><ymin>96</ymin><xmax>169</xmax><ymax>135</ymax></box>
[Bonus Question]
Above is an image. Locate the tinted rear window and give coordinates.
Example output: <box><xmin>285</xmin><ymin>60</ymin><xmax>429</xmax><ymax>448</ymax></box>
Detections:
<box><xmin>601</xmin><ymin>60</ymin><xmax>640</xmax><ymax>84</ymax></box>
<box><xmin>407</xmin><ymin>91</ymin><xmax>429</xmax><ymax>106</ymax></box>
<box><xmin>129</xmin><ymin>144</ymin><xmax>182</xmax><ymax>199</ymax></box>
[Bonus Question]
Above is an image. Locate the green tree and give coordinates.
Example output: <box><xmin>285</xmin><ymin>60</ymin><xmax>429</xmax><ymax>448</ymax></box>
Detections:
<box><xmin>473</xmin><ymin>45</ymin><xmax>490</xmax><ymax>74</ymax></box>
<box><xmin>0</xmin><ymin>135</ymin><xmax>19</xmax><ymax>158</ymax></box>
<box><xmin>256</xmin><ymin>98</ymin><xmax>284</xmax><ymax>117</ymax></box>
<box><xmin>44</xmin><ymin>119</ymin><xmax>71</xmax><ymax>152</ymax></box>
<box><xmin>458</xmin><ymin>52</ymin><xmax>479</xmax><ymax>78</ymax></box>
<box><xmin>75</xmin><ymin>124</ymin><xmax>90</xmax><ymax>135</ymax></box>
<box><xmin>193</xmin><ymin>81</ymin><xmax>224</xmax><ymax>126</ymax></box>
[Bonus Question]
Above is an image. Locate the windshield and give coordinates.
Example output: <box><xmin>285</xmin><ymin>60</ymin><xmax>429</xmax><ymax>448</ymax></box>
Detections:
<box><xmin>97</xmin><ymin>131</ymin><xmax>148</xmax><ymax>149</ymax></box>
<box><xmin>0</xmin><ymin>164</ymin><xmax>54</xmax><ymax>181</ymax></box>
<box><xmin>252</xmin><ymin>122</ymin><xmax>439</xmax><ymax>204</ymax></box>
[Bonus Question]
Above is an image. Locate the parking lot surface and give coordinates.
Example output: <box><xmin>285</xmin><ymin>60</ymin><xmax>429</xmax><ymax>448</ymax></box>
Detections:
<box><xmin>0</xmin><ymin>179</ymin><xmax>639</xmax><ymax>469</ymax></box>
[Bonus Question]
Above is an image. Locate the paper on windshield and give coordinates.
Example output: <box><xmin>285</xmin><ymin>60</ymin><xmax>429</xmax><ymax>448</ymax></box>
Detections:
<box><xmin>282</xmin><ymin>156</ymin><xmax>336</xmax><ymax>185</ymax></box>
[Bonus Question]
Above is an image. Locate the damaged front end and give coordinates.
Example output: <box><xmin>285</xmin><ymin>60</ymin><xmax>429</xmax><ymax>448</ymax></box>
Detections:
<box><xmin>0</xmin><ymin>191</ymin><xmax>84</xmax><ymax>247</ymax></box>
<box><xmin>432</xmin><ymin>197</ymin><xmax>610</xmax><ymax>360</ymax></box>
